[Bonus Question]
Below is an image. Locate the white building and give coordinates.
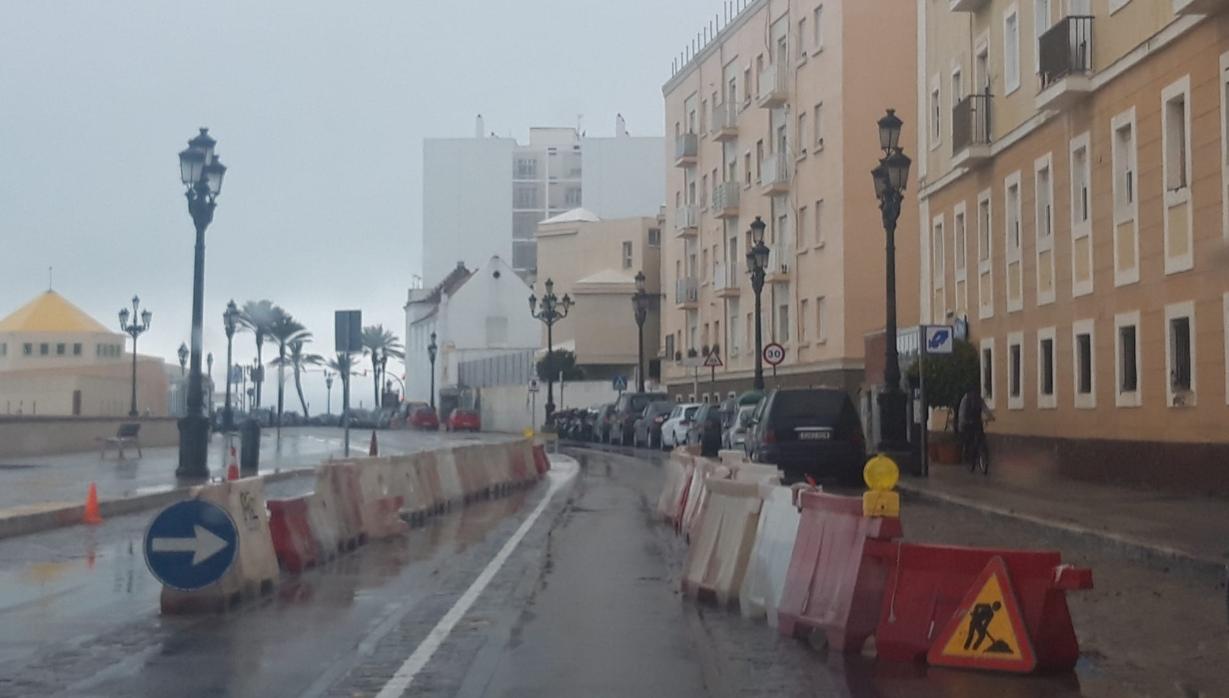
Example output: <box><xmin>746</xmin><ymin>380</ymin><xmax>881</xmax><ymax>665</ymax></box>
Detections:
<box><xmin>421</xmin><ymin>115</ymin><xmax>665</xmax><ymax>285</ymax></box>
<box><xmin>405</xmin><ymin>256</ymin><xmax>540</xmax><ymax>408</ymax></box>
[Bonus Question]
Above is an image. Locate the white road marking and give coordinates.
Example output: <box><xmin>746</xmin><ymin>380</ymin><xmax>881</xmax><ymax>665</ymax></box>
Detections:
<box><xmin>374</xmin><ymin>456</ymin><xmax>578</xmax><ymax>698</ymax></box>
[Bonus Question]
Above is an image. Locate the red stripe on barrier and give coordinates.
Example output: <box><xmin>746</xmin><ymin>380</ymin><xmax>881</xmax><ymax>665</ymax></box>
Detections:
<box><xmin>267</xmin><ymin>496</ymin><xmax>320</xmax><ymax>573</ymax></box>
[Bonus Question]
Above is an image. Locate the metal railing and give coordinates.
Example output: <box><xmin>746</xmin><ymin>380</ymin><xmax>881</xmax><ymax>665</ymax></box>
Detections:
<box><xmin>713</xmin><ymin>260</ymin><xmax>739</xmax><ymax>290</ymax></box>
<box><xmin>952</xmin><ymin>90</ymin><xmax>992</xmax><ymax>154</ymax></box>
<box><xmin>1039</xmin><ymin>16</ymin><xmax>1093</xmax><ymax>89</ymax></box>
<box><xmin>714</xmin><ymin>181</ymin><xmax>740</xmax><ymax>210</ymax></box>
<box><xmin>675</xmin><ymin>277</ymin><xmax>699</xmax><ymax>304</ymax></box>
<box><xmin>674</xmin><ymin>205</ymin><xmax>698</xmax><ymax>231</ymax></box>
<box><xmin>762</xmin><ymin>150</ymin><xmax>792</xmax><ymax>189</ymax></box>
<box><xmin>675</xmin><ymin>132</ymin><xmax>698</xmax><ymax>160</ymax></box>
<box><xmin>710</xmin><ymin>103</ymin><xmax>739</xmax><ymax>134</ymax></box>
<box><xmin>758</xmin><ymin>62</ymin><xmax>788</xmax><ymax>103</ymax></box>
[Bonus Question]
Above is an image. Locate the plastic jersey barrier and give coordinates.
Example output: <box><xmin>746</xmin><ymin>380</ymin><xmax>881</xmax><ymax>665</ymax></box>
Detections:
<box><xmin>657</xmin><ymin>451</ymin><xmax>693</xmax><ymax>522</ymax></box>
<box><xmin>776</xmin><ymin>490</ymin><xmax>903</xmax><ymax>652</ymax></box>
<box><xmin>740</xmin><ymin>483</ymin><xmax>807</xmax><ymax>626</ymax></box>
<box><xmin>532</xmin><ymin>443</ymin><xmax>551</xmax><ymax>476</ymax></box>
<box><xmin>316</xmin><ymin>462</ymin><xmax>366</xmax><ymax>549</ymax></box>
<box><xmin>679</xmin><ymin>461</ymin><xmax>731</xmax><ymax>538</ymax></box>
<box><xmin>267</xmin><ymin>496</ymin><xmax>320</xmax><ymax>573</ymax></box>
<box><xmin>434</xmin><ymin>448</ymin><xmax>465</xmax><ymax>505</ymax></box>
<box><xmin>304</xmin><ymin>491</ymin><xmax>341</xmax><ymax>561</ymax></box>
<box><xmin>680</xmin><ymin>477</ymin><xmax>764</xmax><ymax>606</ymax></box>
<box><xmin>718</xmin><ymin>449</ymin><xmax>749</xmax><ymax>467</ymax></box>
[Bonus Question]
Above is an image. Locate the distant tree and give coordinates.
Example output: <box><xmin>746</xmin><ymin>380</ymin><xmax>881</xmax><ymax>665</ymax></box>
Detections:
<box><xmin>267</xmin><ymin>308</ymin><xmax>309</xmax><ymax>425</ymax></box>
<box><xmin>906</xmin><ymin>338</ymin><xmax>980</xmax><ymax>417</ymax></box>
<box><xmin>328</xmin><ymin>353</ymin><xmax>356</xmax><ymax>413</ymax></box>
<box><xmin>271</xmin><ymin>338</ymin><xmax>323</xmax><ymax>417</ymax></box>
<box><xmin>362</xmin><ymin>325</ymin><xmax>404</xmax><ymax>407</ymax></box>
<box><xmin>537</xmin><ymin>349</ymin><xmax>583</xmax><ymax>382</ymax></box>
<box><xmin>237</xmin><ymin>299</ymin><xmax>276</xmax><ymax>407</ymax></box>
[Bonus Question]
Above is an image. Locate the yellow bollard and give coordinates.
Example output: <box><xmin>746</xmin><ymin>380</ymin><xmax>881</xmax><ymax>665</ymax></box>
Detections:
<box><xmin>862</xmin><ymin>453</ymin><xmax>901</xmax><ymax>518</ymax></box>
<box><xmin>522</xmin><ymin>427</ymin><xmax>535</xmax><ymax>439</ymax></box>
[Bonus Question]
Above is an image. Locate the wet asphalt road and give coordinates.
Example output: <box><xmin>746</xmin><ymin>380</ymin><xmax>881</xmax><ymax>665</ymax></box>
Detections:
<box><xmin>0</xmin><ymin>441</ymin><xmax>1218</xmax><ymax>696</ymax></box>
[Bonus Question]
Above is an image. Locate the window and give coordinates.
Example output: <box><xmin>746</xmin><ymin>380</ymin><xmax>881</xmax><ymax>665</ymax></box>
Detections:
<box><xmin>485</xmin><ymin>316</ymin><xmax>509</xmax><ymax>345</ymax></box>
<box><xmin>1033</xmin><ymin>0</ymin><xmax>1050</xmax><ymax>73</ymax></box>
<box><xmin>1112</xmin><ymin>109</ymin><xmax>1139</xmax><ymax>286</ymax></box>
<box><xmin>977</xmin><ymin>191</ymin><xmax>994</xmax><ymax>319</ymax></box>
<box><xmin>1070</xmin><ymin>132</ymin><xmax>1093</xmax><ymax>297</ymax></box>
<box><xmin>39</xmin><ymin>343</ymin><xmax>48</xmax><ymax>356</ymax></box>
<box><xmin>813</xmin><ymin>103</ymin><xmax>824</xmax><ymax>148</ymax></box>
<box><xmin>813</xmin><ymin>5</ymin><xmax>824</xmax><ymax>50</ymax></box>
<box><xmin>1162</xmin><ymin>77</ymin><xmax>1194</xmax><ymax>274</ymax></box>
<box><xmin>1166</xmin><ymin>302</ymin><xmax>1196</xmax><ymax>406</ymax></box>
<box><xmin>1008</xmin><ymin>333</ymin><xmax>1023</xmax><ymax>410</ymax></box>
<box><xmin>648</xmin><ymin>228</ymin><xmax>661</xmax><ymax>247</ymax></box>
<box><xmin>72</xmin><ymin>343</ymin><xmax>82</xmax><ymax>356</ymax></box>
<box><xmin>622</xmin><ymin>241</ymin><xmax>633</xmax><ymax>269</ymax></box>
<box><xmin>1005</xmin><ymin>172</ymin><xmax>1023</xmax><ymax>312</ymax></box>
<box><xmin>1004</xmin><ymin>8</ymin><xmax>1020</xmax><ymax>94</ymax></box>
<box><xmin>799</xmin><ymin>299</ymin><xmax>808</xmax><ymax>341</ymax></box>
<box><xmin>929</xmin><ymin>77</ymin><xmax>941</xmax><ymax>148</ymax></box>
<box><xmin>729</xmin><ymin>303</ymin><xmax>739</xmax><ymax>354</ymax></box>
<box><xmin>815</xmin><ymin>199</ymin><xmax>825</xmax><ymax>245</ymax></box>
<box><xmin>932</xmin><ymin>216</ymin><xmax>945</xmax><ymax>322</ymax></box>
<box><xmin>1035</xmin><ymin>159</ymin><xmax>1052</xmax><ymax>240</ymax></box>
<box><xmin>798</xmin><ymin>206</ymin><xmax>809</xmax><ymax>249</ymax></box>
<box><xmin>755</xmin><ymin>140</ymin><xmax>764</xmax><ymax>182</ymax></box>
<box><xmin>515</xmin><ymin>158</ymin><xmax>538</xmax><ymax>178</ymax></box>
<box><xmin>777</xmin><ymin>303</ymin><xmax>790</xmax><ymax>343</ymax></box>
<box><xmin>743</xmin><ymin>67</ymin><xmax>752</xmax><ymax>105</ymax></box>
<box><xmin>665</xmin><ymin>334</ymin><xmax>675</xmax><ymax>362</ymax></box>
<box><xmin>816</xmin><ymin>296</ymin><xmax>827</xmax><ymax>342</ymax></box>
<box><xmin>1164</xmin><ymin>83</ymin><xmax>1189</xmax><ymax>192</ymax></box>
<box><xmin>981</xmin><ymin>339</ymin><xmax>995</xmax><ymax>406</ymax></box>
<box><xmin>1114</xmin><ymin>118</ymin><xmax>1136</xmax><ymax>210</ymax></box>
<box><xmin>1071</xmin><ymin>139</ymin><xmax>1089</xmax><ymax>227</ymax></box>
<box><xmin>23</xmin><ymin>343</ymin><xmax>32</xmax><ymax>356</ymax></box>
<box><xmin>1073</xmin><ymin>319</ymin><xmax>1095</xmax><ymax>409</ymax></box>
<box><xmin>954</xmin><ymin>205</ymin><xmax>968</xmax><ymax>313</ymax></box>
<box><xmin>1115</xmin><ymin>312</ymin><xmax>1140</xmax><ymax>407</ymax></box>
<box><xmin>797</xmin><ymin>18</ymin><xmax>807</xmax><ymax>59</ymax></box>
<box><xmin>1035</xmin><ymin>154</ymin><xmax>1055</xmax><ymax>305</ymax></box>
<box><xmin>797</xmin><ymin>113</ymin><xmax>807</xmax><ymax>156</ymax></box>
<box><xmin>700</xmin><ymin>174</ymin><xmax>708</xmax><ymax>208</ymax></box>
<box><xmin>55</xmin><ymin>343</ymin><xmax>65</xmax><ymax>355</ymax></box>
<box><xmin>1006</xmin><ymin>178</ymin><xmax>1021</xmax><ymax>252</ymax></box>
<box><xmin>1038</xmin><ymin>328</ymin><xmax>1056</xmax><ymax>409</ymax></box>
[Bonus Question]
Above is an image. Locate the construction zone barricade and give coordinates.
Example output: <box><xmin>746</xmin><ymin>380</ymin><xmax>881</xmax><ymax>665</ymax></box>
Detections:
<box><xmin>434</xmin><ymin>448</ymin><xmax>465</xmax><ymax>506</ymax></box>
<box><xmin>872</xmin><ymin>543</ymin><xmax>1092</xmax><ymax>672</ymax></box>
<box><xmin>351</xmin><ymin>457</ymin><xmax>411</xmax><ymax>540</ymax></box>
<box><xmin>678</xmin><ymin>458</ymin><xmax>728</xmax><ymax>537</ymax></box>
<box><xmin>740</xmin><ymin>483</ymin><xmax>808</xmax><ymax>627</ymax></box>
<box><xmin>532</xmin><ymin>443</ymin><xmax>551</xmax><ymax>476</ymax></box>
<box><xmin>267</xmin><ymin>496</ymin><xmax>320</xmax><ymax>573</ymax></box>
<box><xmin>316</xmin><ymin>462</ymin><xmax>366</xmax><ymax>550</ymax></box>
<box><xmin>718</xmin><ymin>449</ymin><xmax>749</xmax><ymax>467</ymax></box>
<box><xmin>161</xmin><ymin>477</ymin><xmax>279</xmax><ymax>614</ymax></box>
<box><xmin>509</xmin><ymin>441</ymin><xmax>535</xmax><ymax>484</ymax></box>
<box><xmin>386</xmin><ymin>453</ymin><xmax>431</xmax><ymax>521</ymax></box>
<box><xmin>680</xmin><ymin>477</ymin><xmax>763</xmax><ymax>607</ymax></box>
<box><xmin>304</xmin><ymin>492</ymin><xmax>340</xmax><ymax>563</ymax></box>
<box><xmin>657</xmin><ymin>450</ymin><xmax>694</xmax><ymax>522</ymax></box>
<box><xmin>730</xmin><ymin>462</ymin><xmax>782</xmax><ymax>484</ymax></box>
<box><xmin>776</xmin><ymin>490</ymin><xmax>902</xmax><ymax>653</ymax></box>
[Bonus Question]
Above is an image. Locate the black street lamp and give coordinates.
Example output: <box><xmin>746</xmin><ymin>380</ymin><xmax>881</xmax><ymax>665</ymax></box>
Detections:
<box><xmin>118</xmin><ymin>295</ymin><xmax>152</xmax><ymax>418</ymax></box>
<box><xmin>324</xmin><ymin>370</ymin><xmax>334</xmax><ymax>415</ymax></box>
<box><xmin>745</xmin><ymin>216</ymin><xmax>770</xmax><ymax>391</ymax></box>
<box><xmin>871</xmin><ymin>108</ymin><xmax>913</xmax><ymax>453</ymax></box>
<box><xmin>631</xmin><ymin>270</ymin><xmax>651</xmax><ymax>392</ymax></box>
<box><xmin>528</xmin><ymin>278</ymin><xmax>574</xmax><ymax>423</ymax></box>
<box><xmin>177</xmin><ymin>343</ymin><xmax>189</xmax><ymax>376</ymax></box>
<box><xmin>427</xmin><ymin>331</ymin><xmax>438</xmax><ymax>410</ymax></box>
<box><xmin>223</xmin><ymin>300</ymin><xmax>239</xmax><ymax>431</ymax></box>
<box><xmin>176</xmin><ymin>127</ymin><xmax>227</xmax><ymax>479</ymax></box>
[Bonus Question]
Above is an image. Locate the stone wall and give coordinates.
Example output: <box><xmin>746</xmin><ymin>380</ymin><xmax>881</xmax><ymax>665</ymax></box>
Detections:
<box><xmin>0</xmin><ymin>416</ymin><xmax>179</xmax><ymax>458</ymax></box>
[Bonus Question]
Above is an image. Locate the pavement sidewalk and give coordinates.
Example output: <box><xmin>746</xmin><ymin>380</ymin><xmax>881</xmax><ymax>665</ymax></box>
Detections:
<box><xmin>899</xmin><ymin>462</ymin><xmax>1229</xmax><ymax>576</ymax></box>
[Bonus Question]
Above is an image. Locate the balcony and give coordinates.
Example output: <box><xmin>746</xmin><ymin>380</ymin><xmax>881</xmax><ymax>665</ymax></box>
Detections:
<box><xmin>714</xmin><ymin>260</ymin><xmax>740</xmax><ymax>298</ymax></box>
<box><xmin>766</xmin><ymin>244</ymin><xmax>792</xmax><ymax>283</ymax></box>
<box><xmin>949</xmin><ymin>0</ymin><xmax>989</xmax><ymax>11</ymax></box>
<box><xmin>952</xmin><ymin>91</ymin><xmax>992</xmax><ymax>168</ymax></box>
<box><xmin>710</xmin><ymin>103</ymin><xmax>739</xmax><ymax>141</ymax></box>
<box><xmin>675</xmin><ymin>277</ymin><xmax>699</xmax><ymax>308</ymax></box>
<box><xmin>713</xmin><ymin>181</ymin><xmax>740</xmax><ymax>219</ymax></box>
<box><xmin>761</xmin><ymin>151</ymin><xmax>792</xmax><ymax>195</ymax></box>
<box><xmin>757</xmin><ymin>63</ymin><xmax>789</xmax><ymax>108</ymax></box>
<box><xmin>674</xmin><ymin>132</ymin><xmax>698</xmax><ymax>167</ymax></box>
<box><xmin>1174</xmin><ymin>0</ymin><xmax>1229</xmax><ymax>14</ymax></box>
<box><xmin>673</xmin><ymin>205</ymin><xmax>698</xmax><ymax>237</ymax></box>
<box><xmin>1037</xmin><ymin>16</ymin><xmax>1093</xmax><ymax>111</ymax></box>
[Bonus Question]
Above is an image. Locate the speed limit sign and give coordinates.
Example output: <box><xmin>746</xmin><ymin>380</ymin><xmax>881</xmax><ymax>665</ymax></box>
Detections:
<box><xmin>762</xmin><ymin>342</ymin><xmax>786</xmax><ymax>366</ymax></box>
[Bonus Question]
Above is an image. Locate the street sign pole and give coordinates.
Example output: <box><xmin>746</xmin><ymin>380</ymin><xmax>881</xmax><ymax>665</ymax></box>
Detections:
<box><xmin>920</xmin><ymin>326</ymin><xmax>929</xmax><ymax>478</ymax></box>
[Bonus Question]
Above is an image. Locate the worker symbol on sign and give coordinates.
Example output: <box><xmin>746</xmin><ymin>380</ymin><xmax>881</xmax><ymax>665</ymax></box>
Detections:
<box><xmin>963</xmin><ymin>600</ymin><xmax>1010</xmax><ymax>653</ymax></box>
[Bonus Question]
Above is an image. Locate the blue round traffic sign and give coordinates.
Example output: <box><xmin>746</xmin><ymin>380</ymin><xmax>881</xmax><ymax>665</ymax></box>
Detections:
<box><xmin>143</xmin><ymin>499</ymin><xmax>238</xmax><ymax>591</ymax></box>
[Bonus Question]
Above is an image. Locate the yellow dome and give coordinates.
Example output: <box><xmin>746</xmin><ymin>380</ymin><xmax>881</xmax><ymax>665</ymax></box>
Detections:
<box><xmin>0</xmin><ymin>291</ymin><xmax>111</xmax><ymax>334</ymax></box>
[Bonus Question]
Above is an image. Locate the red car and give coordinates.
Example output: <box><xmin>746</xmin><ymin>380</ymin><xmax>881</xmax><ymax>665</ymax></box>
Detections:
<box><xmin>446</xmin><ymin>408</ymin><xmax>481</xmax><ymax>432</ymax></box>
<box><xmin>408</xmin><ymin>406</ymin><xmax>439</xmax><ymax>430</ymax></box>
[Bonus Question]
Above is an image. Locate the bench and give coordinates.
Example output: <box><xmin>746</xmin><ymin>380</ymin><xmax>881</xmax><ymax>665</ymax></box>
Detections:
<box><xmin>98</xmin><ymin>422</ymin><xmax>142</xmax><ymax>459</ymax></box>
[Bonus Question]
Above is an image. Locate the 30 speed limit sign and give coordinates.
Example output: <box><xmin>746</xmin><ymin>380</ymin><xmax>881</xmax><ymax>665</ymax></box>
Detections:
<box><xmin>762</xmin><ymin>342</ymin><xmax>786</xmax><ymax>366</ymax></box>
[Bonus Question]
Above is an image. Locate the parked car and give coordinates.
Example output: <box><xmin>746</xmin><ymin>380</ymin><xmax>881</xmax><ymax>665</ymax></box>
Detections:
<box><xmin>744</xmin><ymin>388</ymin><xmax>866</xmax><ymax>484</ymax></box>
<box><xmin>408</xmin><ymin>405</ymin><xmax>440</xmax><ymax>430</ymax></box>
<box><xmin>632</xmin><ymin>400</ymin><xmax>674</xmax><ymax>449</ymax></box>
<box><xmin>592</xmin><ymin>403</ymin><xmax>616</xmax><ymax>443</ymax></box>
<box><xmin>344</xmin><ymin>408</ymin><xmax>378</xmax><ymax>429</ymax></box>
<box><xmin>446</xmin><ymin>407</ymin><xmax>481</xmax><ymax>432</ymax></box>
<box><xmin>608</xmin><ymin>391</ymin><xmax>669</xmax><ymax>445</ymax></box>
<box><xmin>723</xmin><ymin>403</ymin><xmax>759</xmax><ymax>450</ymax></box>
<box><xmin>685</xmin><ymin>403</ymin><xmax>723</xmax><ymax>457</ymax></box>
<box><xmin>249</xmin><ymin>408</ymin><xmax>275</xmax><ymax>427</ymax></box>
<box><xmin>661</xmin><ymin>403</ymin><xmax>700</xmax><ymax>448</ymax></box>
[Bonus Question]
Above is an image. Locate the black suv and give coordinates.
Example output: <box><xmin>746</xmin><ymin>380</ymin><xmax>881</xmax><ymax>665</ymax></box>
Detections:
<box><xmin>609</xmin><ymin>392</ymin><xmax>668</xmax><ymax>445</ymax></box>
<box><xmin>745</xmin><ymin>388</ymin><xmax>866</xmax><ymax>484</ymax></box>
<box><xmin>685</xmin><ymin>402</ymin><xmax>724</xmax><ymax>457</ymax></box>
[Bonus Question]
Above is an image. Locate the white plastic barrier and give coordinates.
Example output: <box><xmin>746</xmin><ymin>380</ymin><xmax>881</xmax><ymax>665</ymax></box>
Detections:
<box><xmin>718</xmin><ymin>449</ymin><xmax>749</xmax><ymax>467</ymax></box>
<box><xmin>680</xmin><ymin>477</ymin><xmax>764</xmax><ymax>607</ymax></box>
<box><xmin>434</xmin><ymin>447</ymin><xmax>465</xmax><ymax>505</ymax></box>
<box><xmin>732</xmin><ymin>462</ymin><xmax>782</xmax><ymax>484</ymax></box>
<box><xmin>739</xmin><ymin>483</ymin><xmax>807</xmax><ymax>626</ymax></box>
<box><xmin>679</xmin><ymin>460</ymin><xmax>731</xmax><ymax>538</ymax></box>
<box><xmin>657</xmin><ymin>451</ymin><xmax>694</xmax><ymax>522</ymax></box>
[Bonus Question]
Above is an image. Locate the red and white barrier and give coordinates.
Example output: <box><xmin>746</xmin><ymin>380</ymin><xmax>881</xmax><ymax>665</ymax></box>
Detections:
<box><xmin>267</xmin><ymin>495</ymin><xmax>321</xmax><ymax>573</ymax></box>
<box><xmin>680</xmin><ymin>478</ymin><xmax>763</xmax><ymax>606</ymax></box>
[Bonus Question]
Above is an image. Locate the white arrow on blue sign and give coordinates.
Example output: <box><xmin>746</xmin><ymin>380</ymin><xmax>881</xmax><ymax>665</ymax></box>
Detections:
<box><xmin>612</xmin><ymin>375</ymin><xmax>628</xmax><ymax>391</ymax></box>
<box><xmin>924</xmin><ymin>325</ymin><xmax>955</xmax><ymax>355</ymax></box>
<box><xmin>144</xmin><ymin>499</ymin><xmax>238</xmax><ymax>591</ymax></box>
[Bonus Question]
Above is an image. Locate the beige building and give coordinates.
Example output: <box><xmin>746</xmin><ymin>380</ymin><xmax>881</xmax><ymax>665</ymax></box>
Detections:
<box><xmin>661</xmin><ymin>0</ymin><xmax>920</xmax><ymax>403</ymax></box>
<box><xmin>0</xmin><ymin>291</ymin><xmax>169</xmax><ymax>416</ymax></box>
<box><xmin>535</xmin><ymin>209</ymin><xmax>663</xmax><ymax>384</ymax></box>
<box><xmin>918</xmin><ymin>0</ymin><xmax>1229</xmax><ymax>493</ymax></box>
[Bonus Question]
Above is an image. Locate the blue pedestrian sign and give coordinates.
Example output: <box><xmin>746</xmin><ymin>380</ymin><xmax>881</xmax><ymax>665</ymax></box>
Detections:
<box><xmin>924</xmin><ymin>325</ymin><xmax>955</xmax><ymax>355</ymax></box>
<box><xmin>612</xmin><ymin>375</ymin><xmax>628</xmax><ymax>392</ymax></box>
<box><xmin>144</xmin><ymin>499</ymin><xmax>238</xmax><ymax>591</ymax></box>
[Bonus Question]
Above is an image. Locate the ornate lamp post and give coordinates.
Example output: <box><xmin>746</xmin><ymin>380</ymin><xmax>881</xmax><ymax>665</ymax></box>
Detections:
<box><xmin>118</xmin><ymin>295</ymin><xmax>152</xmax><ymax>417</ymax></box>
<box><xmin>427</xmin><ymin>331</ymin><xmax>438</xmax><ymax>410</ymax></box>
<box><xmin>631</xmin><ymin>270</ymin><xmax>651</xmax><ymax>392</ymax></box>
<box><xmin>745</xmin><ymin>216</ymin><xmax>770</xmax><ymax>391</ymax></box>
<box><xmin>871</xmin><ymin>108</ymin><xmax>913</xmax><ymax>453</ymax></box>
<box><xmin>528</xmin><ymin>278</ymin><xmax>574</xmax><ymax>423</ymax></box>
<box><xmin>324</xmin><ymin>370</ymin><xmax>334</xmax><ymax>415</ymax></box>
<box><xmin>177</xmin><ymin>343</ymin><xmax>189</xmax><ymax>376</ymax></box>
<box><xmin>222</xmin><ymin>300</ymin><xmax>239</xmax><ymax>430</ymax></box>
<box><xmin>175</xmin><ymin>127</ymin><xmax>227</xmax><ymax>479</ymax></box>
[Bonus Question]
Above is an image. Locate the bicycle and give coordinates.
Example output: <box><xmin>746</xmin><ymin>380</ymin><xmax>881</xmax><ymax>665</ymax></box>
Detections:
<box><xmin>967</xmin><ymin>430</ymin><xmax>989</xmax><ymax>476</ymax></box>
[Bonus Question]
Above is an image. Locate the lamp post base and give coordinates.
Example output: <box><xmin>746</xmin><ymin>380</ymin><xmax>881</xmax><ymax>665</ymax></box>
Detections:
<box><xmin>876</xmin><ymin>388</ymin><xmax>909</xmax><ymax>452</ymax></box>
<box><xmin>176</xmin><ymin>414</ymin><xmax>211</xmax><ymax>480</ymax></box>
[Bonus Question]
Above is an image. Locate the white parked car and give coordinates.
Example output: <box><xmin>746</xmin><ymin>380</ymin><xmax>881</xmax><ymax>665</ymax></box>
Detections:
<box><xmin>660</xmin><ymin>403</ymin><xmax>701</xmax><ymax>449</ymax></box>
<box><xmin>723</xmin><ymin>403</ymin><xmax>758</xmax><ymax>450</ymax></box>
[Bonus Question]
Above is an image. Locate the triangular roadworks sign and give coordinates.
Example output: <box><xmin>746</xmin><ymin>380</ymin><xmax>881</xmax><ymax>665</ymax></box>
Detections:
<box><xmin>927</xmin><ymin>555</ymin><xmax>1037</xmax><ymax>673</ymax></box>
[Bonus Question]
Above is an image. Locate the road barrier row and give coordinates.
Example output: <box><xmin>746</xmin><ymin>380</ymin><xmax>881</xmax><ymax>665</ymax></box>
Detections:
<box><xmin>159</xmin><ymin>438</ymin><xmax>547</xmax><ymax>614</ymax></box>
<box><xmin>657</xmin><ymin>448</ymin><xmax>1094</xmax><ymax>675</ymax></box>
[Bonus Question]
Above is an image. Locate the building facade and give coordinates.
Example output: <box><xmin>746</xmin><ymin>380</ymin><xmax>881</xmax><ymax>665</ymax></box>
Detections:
<box><xmin>918</xmin><ymin>0</ymin><xmax>1229</xmax><ymax>493</ymax></box>
<box><xmin>534</xmin><ymin>209</ymin><xmax>664</xmax><ymax>385</ymax></box>
<box><xmin>661</xmin><ymin>0</ymin><xmax>920</xmax><ymax>404</ymax></box>
<box><xmin>421</xmin><ymin>117</ymin><xmax>664</xmax><ymax>285</ymax></box>
<box><xmin>0</xmin><ymin>290</ymin><xmax>169</xmax><ymax>416</ymax></box>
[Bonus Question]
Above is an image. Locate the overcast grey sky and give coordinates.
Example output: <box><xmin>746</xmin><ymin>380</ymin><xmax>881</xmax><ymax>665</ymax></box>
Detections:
<box><xmin>0</xmin><ymin>0</ymin><xmax>718</xmax><ymax>411</ymax></box>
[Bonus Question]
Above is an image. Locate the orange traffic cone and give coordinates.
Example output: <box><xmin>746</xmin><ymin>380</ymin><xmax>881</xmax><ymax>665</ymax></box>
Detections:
<box><xmin>226</xmin><ymin>446</ymin><xmax>240</xmax><ymax>481</ymax></box>
<box><xmin>369</xmin><ymin>430</ymin><xmax>379</xmax><ymax>456</ymax></box>
<box><xmin>83</xmin><ymin>482</ymin><xmax>103</xmax><ymax>525</ymax></box>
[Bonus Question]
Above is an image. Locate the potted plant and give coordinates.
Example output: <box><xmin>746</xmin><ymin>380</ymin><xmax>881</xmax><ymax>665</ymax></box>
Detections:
<box><xmin>906</xmin><ymin>338</ymin><xmax>979</xmax><ymax>465</ymax></box>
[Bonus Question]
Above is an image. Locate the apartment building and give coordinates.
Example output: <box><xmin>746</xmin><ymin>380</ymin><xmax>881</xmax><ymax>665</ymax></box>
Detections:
<box><xmin>421</xmin><ymin>116</ymin><xmax>663</xmax><ymax>285</ymax></box>
<box><xmin>661</xmin><ymin>0</ymin><xmax>919</xmax><ymax>403</ymax></box>
<box><xmin>918</xmin><ymin>0</ymin><xmax>1229</xmax><ymax>493</ymax></box>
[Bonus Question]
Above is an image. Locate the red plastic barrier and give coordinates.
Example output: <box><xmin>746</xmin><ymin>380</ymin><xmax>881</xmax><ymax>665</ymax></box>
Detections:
<box><xmin>267</xmin><ymin>496</ymin><xmax>320</xmax><ymax>573</ymax></box>
<box><xmin>532</xmin><ymin>444</ymin><xmax>550</xmax><ymax>476</ymax></box>
<box><xmin>776</xmin><ymin>491</ymin><xmax>902</xmax><ymax>653</ymax></box>
<box><xmin>510</xmin><ymin>443</ymin><xmax>533</xmax><ymax>483</ymax></box>
<box><xmin>872</xmin><ymin>543</ymin><xmax>1093</xmax><ymax>671</ymax></box>
<box><xmin>367</xmin><ymin>495</ymin><xmax>409</xmax><ymax>539</ymax></box>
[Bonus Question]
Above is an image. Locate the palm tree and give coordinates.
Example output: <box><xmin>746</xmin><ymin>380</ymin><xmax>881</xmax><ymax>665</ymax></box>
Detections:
<box><xmin>271</xmin><ymin>338</ymin><xmax>323</xmax><ymax>417</ymax></box>
<box><xmin>267</xmin><ymin>307</ymin><xmax>309</xmax><ymax>426</ymax></box>
<box><xmin>328</xmin><ymin>353</ymin><xmax>356</xmax><ymax>418</ymax></box>
<box><xmin>361</xmin><ymin>324</ymin><xmax>404</xmax><ymax>408</ymax></box>
<box><xmin>238</xmin><ymin>299</ymin><xmax>277</xmax><ymax>408</ymax></box>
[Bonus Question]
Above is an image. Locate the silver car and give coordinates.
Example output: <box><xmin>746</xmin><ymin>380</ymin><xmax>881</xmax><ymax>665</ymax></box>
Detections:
<box><xmin>723</xmin><ymin>404</ymin><xmax>758</xmax><ymax>450</ymax></box>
